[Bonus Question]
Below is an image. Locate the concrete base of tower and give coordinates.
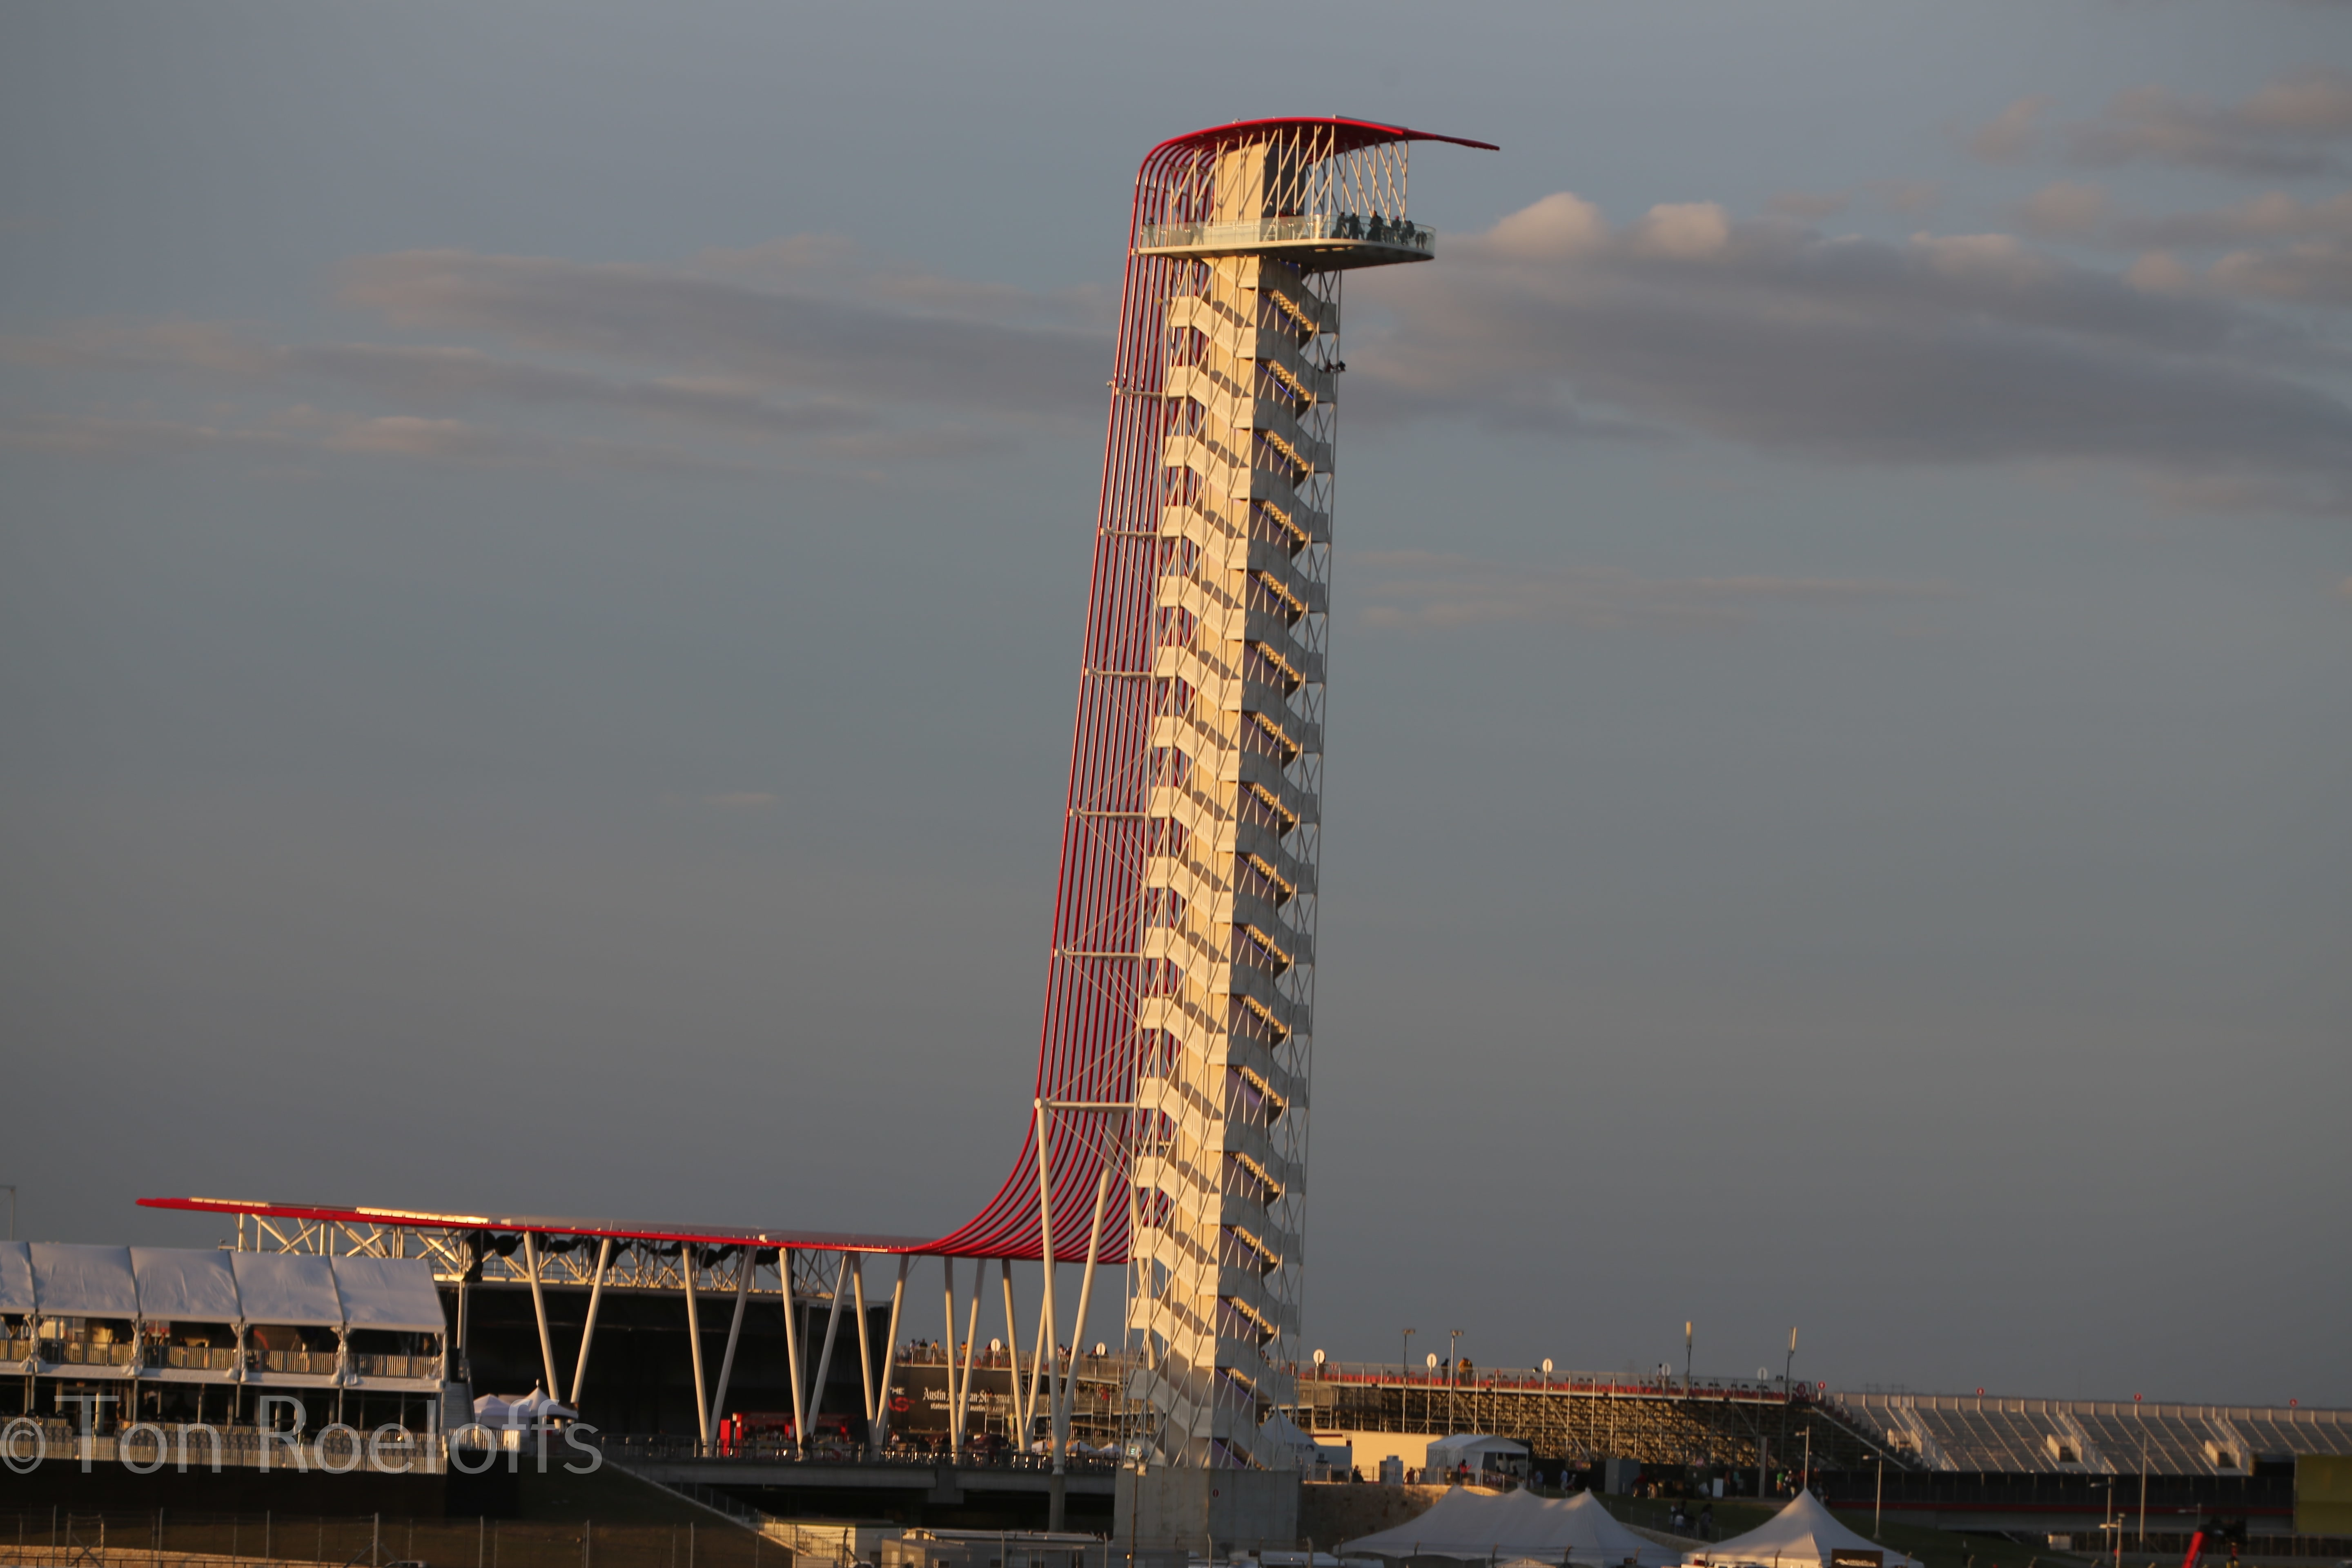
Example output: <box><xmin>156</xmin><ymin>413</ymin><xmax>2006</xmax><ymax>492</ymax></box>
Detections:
<box><xmin>1116</xmin><ymin>1464</ymin><xmax>1301</xmax><ymax>1555</ymax></box>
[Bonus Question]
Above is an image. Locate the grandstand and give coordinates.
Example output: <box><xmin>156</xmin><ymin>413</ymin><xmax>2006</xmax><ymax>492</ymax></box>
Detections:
<box><xmin>1835</xmin><ymin>1392</ymin><xmax>2352</xmax><ymax>1476</ymax></box>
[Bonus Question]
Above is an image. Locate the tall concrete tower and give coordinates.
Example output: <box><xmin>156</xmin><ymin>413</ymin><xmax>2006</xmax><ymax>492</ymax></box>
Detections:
<box><xmin>1091</xmin><ymin>118</ymin><xmax>1491</xmax><ymax>1547</ymax></box>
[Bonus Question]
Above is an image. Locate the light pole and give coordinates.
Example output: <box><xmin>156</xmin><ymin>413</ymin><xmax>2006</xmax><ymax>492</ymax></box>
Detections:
<box><xmin>1448</xmin><ymin>1330</ymin><xmax>1463</xmax><ymax>1434</ymax></box>
<box><xmin>1780</xmin><ymin>1327</ymin><xmax>1797</xmax><ymax>1492</ymax></box>
<box><xmin>1684</xmin><ymin>1321</ymin><xmax>1694</xmax><ymax>1399</ymax></box>
<box><xmin>1425</xmin><ymin>1352</ymin><xmax>1439</xmax><ymax>1437</ymax></box>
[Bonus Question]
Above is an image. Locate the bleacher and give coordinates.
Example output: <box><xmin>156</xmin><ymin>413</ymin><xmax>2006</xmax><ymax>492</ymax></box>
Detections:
<box><xmin>1836</xmin><ymin>1392</ymin><xmax>2352</xmax><ymax>1475</ymax></box>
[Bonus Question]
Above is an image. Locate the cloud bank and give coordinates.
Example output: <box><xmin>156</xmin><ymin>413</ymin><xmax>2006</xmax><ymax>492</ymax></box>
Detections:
<box><xmin>1976</xmin><ymin>71</ymin><xmax>2352</xmax><ymax>176</ymax></box>
<box><xmin>1346</xmin><ymin>193</ymin><xmax>2352</xmax><ymax>513</ymax></box>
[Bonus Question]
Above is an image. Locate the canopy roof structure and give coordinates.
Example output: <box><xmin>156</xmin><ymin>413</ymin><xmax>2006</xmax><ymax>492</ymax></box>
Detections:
<box><xmin>1686</xmin><ymin>1492</ymin><xmax>1920</xmax><ymax>1568</ymax></box>
<box><xmin>1341</xmin><ymin>1487</ymin><xmax>1678</xmax><ymax>1564</ymax></box>
<box><xmin>0</xmin><ymin>1244</ymin><xmax>31</xmax><ymax>1315</ymax></box>
<box><xmin>0</xmin><ymin>1241</ymin><xmax>443</xmax><ymax>1334</ymax></box>
<box><xmin>330</xmin><ymin>1254</ymin><xmax>450</xmax><ymax>1334</ymax></box>
<box><xmin>128</xmin><ymin>1246</ymin><xmax>241</xmax><ymax>1320</ymax></box>
<box><xmin>140</xmin><ymin>1196</ymin><xmax>929</xmax><ymax>1254</ymax></box>
<box><xmin>27</xmin><ymin>1244</ymin><xmax>138</xmax><ymax>1317</ymax></box>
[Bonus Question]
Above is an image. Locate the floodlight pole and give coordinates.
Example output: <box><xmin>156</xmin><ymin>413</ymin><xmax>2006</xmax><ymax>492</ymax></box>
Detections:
<box><xmin>1448</xmin><ymin>1330</ymin><xmax>1462</xmax><ymax>1434</ymax></box>
<box><xmin>1403</xmin><ymin>1330</ymin><xmax>1414</xmax><ymax>1429</ymax></box>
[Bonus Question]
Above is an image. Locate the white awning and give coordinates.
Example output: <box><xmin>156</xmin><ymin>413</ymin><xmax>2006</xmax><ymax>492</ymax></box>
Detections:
<box><xmin>230</xmin><ymin>1252</ymin><xmax>344</xmax><ymax>1327</ymax></box>
<box><xmin>1343</xmin><ymin>1487</ymin><xmax>1678</xmax><ymax>1565</ymax></box>
<box><xmin>131</xmin><ymin>1248</ymin><xmax>243</xmax><ymax>1322</ymax></box>
<box><xmin>330</xmin><ymin>1256</ymin><xmax>445</xmax><ymax>1334</ymax></box>
<box><xmin>29</xmin><ymin>1244</ymin><xmax>139</xmax><ymax>1318</ymax></box>
<box><xmin>0</xmin><ymin>1243</ymin><xmax>32</xmax><ymax>1315</ymax></box>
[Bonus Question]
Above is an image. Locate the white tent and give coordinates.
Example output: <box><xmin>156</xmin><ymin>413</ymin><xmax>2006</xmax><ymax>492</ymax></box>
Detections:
<box><xmin>0</xmin><ymin>1243</ymin><xmax>33</xmax><ymax>1317</ymax></box>
<box><xmin>1341</xmin><ymin>1486</ymin><xmax>1678</xmax><ymax>1564</ymax></box>
<box><xmin>230</xmin><ymin>1252</ymin><xmax>344</xmax><ymax>1327</ymax></box>
<box><xmin>474</xmin><ymin>1388</ymin><xmax>576</xmax><ymax>1428</ymax></box>
<box><xmin>28</xmin><ymin>1244</ymin><xmax>139</xmax><ymax>1318</ymax></box>
<box><xmin>1259</xmin><ymin>1410</ymin><xmax>1324</xmax><ymax>1470</ymax></box>
<box><xmin>329</xmin><ymin>1256</ymin><xmax>446</xmax><ymax>1334</ymax></box>
<box><xmin>1683</xmin><ymin>1492</ymin><xmax>1918</xmax><ymax>1568</ymax></box>
<box><xmin>130</xmin><ymin>1247</ymin><xmax>243</xmax><ymax>1322</ymax></box>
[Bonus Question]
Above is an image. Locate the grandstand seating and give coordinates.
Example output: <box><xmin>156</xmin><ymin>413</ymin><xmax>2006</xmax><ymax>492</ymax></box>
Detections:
<box><xmin>1836</xmin><ymin>1393</ymin><xmax>2352</xmax><ymax>1475</ymax></box>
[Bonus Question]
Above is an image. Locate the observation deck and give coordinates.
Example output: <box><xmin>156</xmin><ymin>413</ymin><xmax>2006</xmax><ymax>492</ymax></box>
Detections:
<box><xmin>1134</xmin><ymin>211</ymin><xmax>1434</xmax><ymax>269</ymax></box>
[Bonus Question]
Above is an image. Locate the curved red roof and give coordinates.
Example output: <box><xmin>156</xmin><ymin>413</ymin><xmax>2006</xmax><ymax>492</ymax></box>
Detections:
<box><xmin>1150</xmin><ymin>116</ymin><xmax>1498</xmax><ymax>158</ymax></box>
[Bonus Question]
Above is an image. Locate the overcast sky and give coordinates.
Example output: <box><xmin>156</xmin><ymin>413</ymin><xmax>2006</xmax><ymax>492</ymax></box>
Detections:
<box><xmin>3</xmin><ymin>3</ymin><xmax>2348</xmax><ymax>1408</ymax></box>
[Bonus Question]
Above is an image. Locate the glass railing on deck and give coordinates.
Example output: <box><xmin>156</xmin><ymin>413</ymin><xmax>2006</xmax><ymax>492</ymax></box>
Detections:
<box><xmin>1138</xmin><ymin>212</ymin><xmax>1432</xmax><ymax>254</ymax></box>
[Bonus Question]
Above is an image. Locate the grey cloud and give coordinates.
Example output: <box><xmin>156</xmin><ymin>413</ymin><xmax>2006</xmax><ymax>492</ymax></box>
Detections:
<box><xmin>2116</xmin><ymin>190</ymin><xmax>2352</xmax><ymax>249</ymax></box>
<box><xmin>6</xmin><ymin>323</ymin><xmax>876</xmax><ymax>441</ymax></box>
<box><xmin>2055</xmin><ymin>71</ymin><xmax>2352</xmax><ymax>176</ymax></box>
<box><xmin>2012</xmin><ymin>185</ymin><xmax>2352</xmax><ymax>250</ymax></box>
<box><xmin>693</xmin><ymin>235</ymin><xmax>1117</xmax><ymax>333</ymax></box>
<box><xmin>1346</xmin><ymin>194</ymin><xmax>2352</xmax><ymax>510</ymax></box>
<box><xmin>0</xmin><ymin>406</ymin><xmax>786</xmax><ymax>477</ymax></box>
<box><xmin>2012</xmin><ymin>182</ymin><xmax>2116</xmax><ymax>241</ymax></box>
<box><xmin>1355</xmin><ymin>550</ymin><xmax>1953</xmax><ymax>631</ymax></box>
<box><xmin>1765</xmin><ymin>191</ymin><xmax>1852</xmax><ymax>222</ymax></box>
<box><xmin>338</xmin><ymin>249</ymin><xmax>1108</xmax><ymax>420</ymax></box>
<box><xmin>1970</xmin><ymin>97</ymin><xmax>2051</xmax><ymax>164</ymax></box>
<box><xmin>2205</xmin><ymin>241</ymin><xmax>2352</xmax><ymax>307</ymax></box>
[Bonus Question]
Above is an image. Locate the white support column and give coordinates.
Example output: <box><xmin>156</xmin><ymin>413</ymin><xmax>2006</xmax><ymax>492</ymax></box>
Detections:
<box><xmin>570</xmin><ymin>1238</ymin><xmax>615</xmax><ymax>1408</ymax></box>
<box><xmin>999</xmin><ymin>1258</ymin><xmax>1020</xmax><ymax>1439</ymax></box>
<box><xmin>1032</xmin><ymin>1100</ymin><xmax>1062</xmax><ymax>1457</ymax></box>
<box><xmin>684</xmin><ymin>1247</ymin><xmax>711</xmax><ymax>1450</ymax></box>
<box><xmin>522</xmin><ymin>1233</ymin><xmax>561</xmax><ymax>1401</ymax></box>
<box><xmin>1055</xmin><ymin>1168</ymin><xmax>1115</xmax><ymax>1444</ymax></box>
<box><xmin>706</xmin><ymin>1255</ymin><xmax>753</xmax><ymax>1447</ymax></box>
<box><xmin>1021</xmin><ymin>1282</ymin><xmax>1054</xmax><ymax>1437</ymax></box>
<box><xmin>806</xmin><ymin>1252</ymin><xmax>852</xmax><ymax>1449</ymax></box>
<box><xmin>782</xmin><ymin>1248</ymin><xmax>808</xmax><ymax>1458</ymax></box>
<box><xmin>942</xmin><ymin>1257</ymin><xmax>962</xmax><ymax>1456</ymax></box>
<box><xmin>869</xmin><ymin>1255</ymin><xmax>910</xmax><ymax>1459</ymax></box>
<box><xmin>955</xmin><ymin>1262</ymin><xmax>982</xmax><ymax>1453</ymax></box>
<box><xmin>852</xmin><ymin>1255</ymin><xmax>874</xmax><ymax>1425</ymax></box>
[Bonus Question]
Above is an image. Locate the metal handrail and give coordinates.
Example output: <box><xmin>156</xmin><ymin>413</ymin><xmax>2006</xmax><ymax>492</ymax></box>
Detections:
<box><xmin>1138</xmin><ymin>212</ymin><xmax>1433</xmax><ymax>253</ymax></box>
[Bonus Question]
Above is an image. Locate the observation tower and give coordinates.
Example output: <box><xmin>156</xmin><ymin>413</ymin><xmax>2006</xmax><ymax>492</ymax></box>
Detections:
<box><xmin>1069</xmin><ymin>116</ymin><xmax>1492</xmax><ymax>1541</ymax></box>
<box><xmin>135</xmin><ymin>113</ymin><xmax>1491</xmax><ymax>1554</ymax></box>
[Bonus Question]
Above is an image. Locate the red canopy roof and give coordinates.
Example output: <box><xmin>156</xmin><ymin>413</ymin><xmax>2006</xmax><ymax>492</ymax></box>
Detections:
<box><xmin>1150</xmin><ymin>116</ymin><xmax>1498</xmax><ymax>157</ymax></box>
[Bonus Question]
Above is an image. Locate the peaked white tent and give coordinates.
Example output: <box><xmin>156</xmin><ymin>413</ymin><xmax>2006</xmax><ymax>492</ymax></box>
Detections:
<box><xmin>1684</xmin><ymin>1492</ymin><xmax>1918</xmax><ymax>1568</ymax></box>
<box><xmin>130</xmin><ymin>1247</ymin><xmax>242</xmax><ymax>1322</ymax></box>
<box><xmin>0</xmin><ymin>1243</ymin><xmax>33</xmax><ymax>1317</ymax></box>
<box><xmin>28</xmin><ymin>1244</ymin><xmax>138</xmax><ymax>1317</ymax></box>
<box><xmin>230</xmin><ymin>1252</ymin><xmax>344</xmax><ymax>1327</ymax></box>
<box><xmin>329</xmin><ymin>1256</ymin><xmax>446</xmax><ymax>1334</ymax></box>
<box><xmin>1258</xmin><ymin>1410</ymin><xmax>1323</xmax><ymax>1470</ymax></box>
<box><xmin>473</xmin><ymin>1388</ymin><xmax>576</xmax><ymax>1428</ymax></box>
<box><xmin>1341</xmin><ymin>1486</ymin><xmax>1678</xmax><ymax>1564</ymax></box>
